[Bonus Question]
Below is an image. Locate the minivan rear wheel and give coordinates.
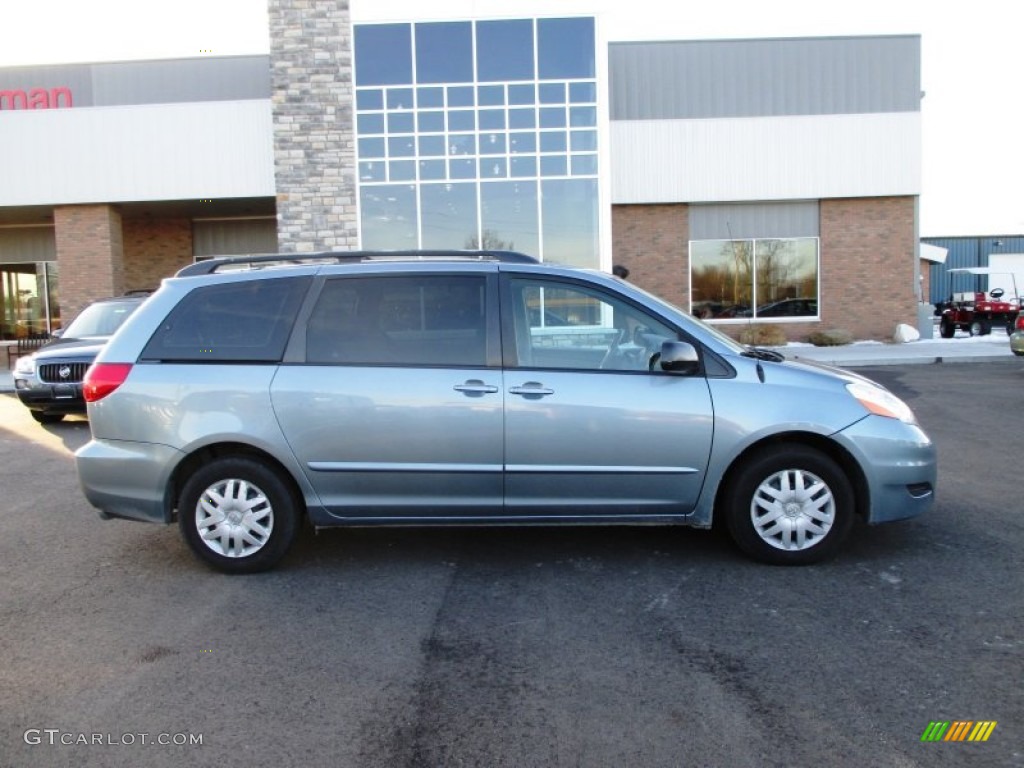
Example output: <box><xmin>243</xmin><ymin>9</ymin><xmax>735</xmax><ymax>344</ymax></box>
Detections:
<box><xmin>178</xmin><ymin>457</ymin><xmax>299</xmax><ymax>574</ymax></box>
<box><xmin>723</xmin><ymin>446</ymin><xmax>854</xmax><ymax>565</ymax></box>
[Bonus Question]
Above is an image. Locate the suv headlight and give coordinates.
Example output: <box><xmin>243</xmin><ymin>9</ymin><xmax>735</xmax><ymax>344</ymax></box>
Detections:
<box><xmin>13</xmin><ymin>355</ymin><xmax>36</xmax><ymax>376</ymax></box>
<box><xmin>846</xmin><ymin>381</ymin><xmax>917</xmax><ymax>424</ymax></box>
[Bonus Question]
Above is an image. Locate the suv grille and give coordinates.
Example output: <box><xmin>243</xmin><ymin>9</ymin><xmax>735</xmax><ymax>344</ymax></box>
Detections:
<box><xmin>38</xmin><ymin>362</ymin><xmax>90</xmax><ymax>384</ymax></box>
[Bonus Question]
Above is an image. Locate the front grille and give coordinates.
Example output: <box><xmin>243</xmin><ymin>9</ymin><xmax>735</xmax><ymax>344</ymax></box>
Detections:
<box><xmin>38</xmin><ymin>362</ymin><xmax>90</xmax><ymax>384</ymax></box>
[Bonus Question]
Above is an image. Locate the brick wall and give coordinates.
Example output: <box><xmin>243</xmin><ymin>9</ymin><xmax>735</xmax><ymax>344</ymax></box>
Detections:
<box><xmin>611</xmin><ymin>204</ymin><xmax>690</xmax><ymax>308</ymax></box>
<box><xmin>54</xmin><ymin>205</ymin><xmax>124</xmax><ymax>324</ymax></box>
<box><xmin>123</xmin><ymin>218</ymin><xmax>192</xmax><ymax>292</ymax></box>
<box><xmin>269</xmin><ymin>0</ymin><xmax>358</xmax><ymax>252</ymax></box>
<box><xmin>612</xmin><ymin>197</ymin><xmax>918</xmax><ymax>341</ymax></box>
<box><xmin>819</xmin><ymin>196</ymin><xmax>917</xmax><ymax>340</ymax></box>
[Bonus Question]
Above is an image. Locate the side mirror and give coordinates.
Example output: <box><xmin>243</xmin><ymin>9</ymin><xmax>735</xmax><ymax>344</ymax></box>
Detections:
<box><xmin>657</xmin><ymin>341</ymin><xmax>700</xmax><ymax>375</ymax></box>
<box><xmin>51</xmin><ymin>328</ymin><xmax>64</xmax><ymax>339</ymax></box>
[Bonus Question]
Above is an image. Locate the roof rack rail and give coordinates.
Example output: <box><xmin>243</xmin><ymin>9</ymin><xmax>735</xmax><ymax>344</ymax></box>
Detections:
<box><xmin>175</xmin><ymin>249</ymin><xmax>539</xmax><ymax>277</ymax></box>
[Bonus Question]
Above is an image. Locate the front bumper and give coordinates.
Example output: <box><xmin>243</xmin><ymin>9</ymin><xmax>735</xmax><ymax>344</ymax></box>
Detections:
<box><xmin>14</xmin><ymin>377</ymin><xmax>86</xmax><ymax>414</ymax></box>
<box><xmin>835</xmin><ymin>415</ymin><xmax>937</xmax><ymax>524</ymax></box>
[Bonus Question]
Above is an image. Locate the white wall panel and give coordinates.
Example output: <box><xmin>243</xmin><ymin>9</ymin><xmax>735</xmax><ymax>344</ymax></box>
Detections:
<box><xmin>610</xmin><ymin>112</ymin><xmax>921</xmax><ymax>204</ymax></box>
<box><xmin>0</xmin><ymin>100</ymin><xmax>275</xmax><ymax>206</ymax></box>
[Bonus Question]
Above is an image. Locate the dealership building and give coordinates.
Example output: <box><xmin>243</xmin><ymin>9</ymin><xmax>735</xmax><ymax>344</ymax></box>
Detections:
<box><xmin>0</xmin><ymin>3</ymin><xmax>924</xmax><ymax>342</ymax></box>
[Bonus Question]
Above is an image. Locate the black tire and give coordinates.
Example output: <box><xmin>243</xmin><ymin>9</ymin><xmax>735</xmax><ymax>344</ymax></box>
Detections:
<box><xmin>722</xmin><ymin>445</ymin><xmax>854</xmax><ymax>566</ymax></box>
<box><xmin>939</xmin><ymin>317</ymin><xmax>955</xmax><ymax>338</ymax></box>
<box><xmin>178</xmin><ymin>457</ymin><xmax>299</xmax><ymax>574</ymax></box>
<box><xmin>969</xmin><ymin>319</ymin><xmax>990</xmax><ymax>336</ymax></box>
<box><xmin>30</xmin><ymin>410</ymin><xmax>64</xmax><ymax>424</ymax></box>
<box><xmin>1006</xmin><ymin>319</ymin><xmax>1015</xmax><ymax>336</ymax></box>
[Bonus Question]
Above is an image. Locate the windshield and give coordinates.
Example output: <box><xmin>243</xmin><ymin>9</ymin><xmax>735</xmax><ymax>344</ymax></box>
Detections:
<box><xmin>690</xmin><ymin>315</ymin><xmax>758</xmax><ymax>354</ymax></box>
<box><xmin>61</xmin><ymin>300</ymin><xmax>140</xmax><ymax>339</ymax></box>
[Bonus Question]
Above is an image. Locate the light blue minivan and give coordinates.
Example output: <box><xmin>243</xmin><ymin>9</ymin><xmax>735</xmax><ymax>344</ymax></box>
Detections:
<box><xmin>75</xmin><ymin>251</ymin><xmax>936</xmax><ymax>573</ymax></box>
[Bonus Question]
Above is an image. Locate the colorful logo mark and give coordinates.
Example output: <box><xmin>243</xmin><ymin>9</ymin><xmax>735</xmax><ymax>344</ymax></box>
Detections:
<box><xmin>921</xmin><ymin>721</ymin><xmax>997</xmax><ymax>742</ymax></box>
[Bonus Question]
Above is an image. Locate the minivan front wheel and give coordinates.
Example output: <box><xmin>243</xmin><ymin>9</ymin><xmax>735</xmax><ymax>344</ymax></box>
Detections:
<box><xmin>178</xmin><ymin>457</ymin><xmax>299</xmax><ymax>574</ymax></box>
<box><xmin>723</xmin><ymin>446</ymin><xmax>854</xmax><ymax>565</ymax></box>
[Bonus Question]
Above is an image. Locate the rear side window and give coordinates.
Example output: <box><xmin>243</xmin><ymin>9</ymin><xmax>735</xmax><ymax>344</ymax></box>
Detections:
<box><xmin>141</xmin><ymin>277</ymin><xmax>310</xmax><ymax>362</ymax></box>
<box><xmin>306</xmin><ymin>275</ymin><xmax>487</xmax><ymax>366</ymax></box>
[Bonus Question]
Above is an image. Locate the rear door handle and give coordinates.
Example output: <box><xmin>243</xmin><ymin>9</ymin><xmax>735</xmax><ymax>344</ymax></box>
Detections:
<box><xmin>454</xmin><ymin>379</ymin><xmax>499</xmax><ymax>396</ymax></box>
<box><xmin>508</xmin><ymin>382</ymin><xmax>554</xmax><ymax>397</ymax></box>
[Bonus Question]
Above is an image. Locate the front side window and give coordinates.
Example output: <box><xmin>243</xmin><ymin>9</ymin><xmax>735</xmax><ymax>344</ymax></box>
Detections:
<box><xmin>507</xmin><ymin>278</ymin><xmax>679</xmax><ymax>372</ymax></box>
<box><xmin>690</xmin><ymin>237</ymin><xmax>819</xmax><ymax>321</ymax></box>
<box><xmin>306</xmin><ymin>276</ymin><xmax>488</xmax><ymax>367</ymax></box>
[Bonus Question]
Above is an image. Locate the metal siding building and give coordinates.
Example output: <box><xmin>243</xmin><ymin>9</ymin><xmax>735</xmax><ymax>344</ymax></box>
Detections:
<box><xmin>0</xmin><ymin>56</ymin><xmax>270</xmax><ymax>109</ymax></box>
<box><xmin>0</xmin><ymin>36</ymin><xmax>921</xmax><ymax>211</ymax></box>
<box><xmin>0</xmin><ymin>100</ymin><xmax>276</xmax><ymax>207</ymax></box>
<box><xmin>924</xmin><ymin>236</ymin><xmax>1024</xmax><ymax>303</ymax></box>
<box><xmin>0</xmin><ymin>20</ymin><xmax>924</xmax><ymax>342</ymax></box>
<box><xmin>609</xmin><ymin>36</ymin><xmax>921</xmax><ymax>120</ymax></box>
<box><xmin>609</xmin><ymin>36</ymin><xmax>921</xmax><ymax>205</ymax></box>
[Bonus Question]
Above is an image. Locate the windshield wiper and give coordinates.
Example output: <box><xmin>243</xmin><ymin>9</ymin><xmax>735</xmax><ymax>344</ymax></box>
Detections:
<box><xmin>741</xmin><ymin>346</ymin><xmax>785</xmax><ymax>363</ymax></box>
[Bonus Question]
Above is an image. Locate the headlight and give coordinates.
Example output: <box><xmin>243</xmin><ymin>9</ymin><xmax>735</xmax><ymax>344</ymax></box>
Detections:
<box><xmin>846</xmin><ymin>381</ymin><xmax>917</xmax><ymax>424</ymax></box>
<box><xmin>13</xmin><ymin>355</ymin><xmax>36</xmax><ymax>376</ymax></box>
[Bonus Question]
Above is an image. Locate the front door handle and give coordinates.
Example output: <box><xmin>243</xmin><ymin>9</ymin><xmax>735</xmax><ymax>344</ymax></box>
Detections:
<box><xmin>508</xmin><ymin>382</ymin><xmax>554</xmax><ymax>397</ymax></box>
<box><xmin>454</xmin><ymin>379</ymin><xmax>499</xmax><ymax>396</ymax></box>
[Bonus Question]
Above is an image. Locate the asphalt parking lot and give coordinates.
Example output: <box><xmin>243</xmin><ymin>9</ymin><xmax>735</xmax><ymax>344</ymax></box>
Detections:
<box><xmin>1</xmin><ymin>361</ymin><xmax>1022</xmax><ymax>768</ymax></box>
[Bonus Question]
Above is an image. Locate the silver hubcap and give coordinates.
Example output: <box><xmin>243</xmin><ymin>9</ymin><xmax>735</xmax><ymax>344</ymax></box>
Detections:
<box><xmin>751</xmin><ymin>468</ymin><xmax>835</xmax><ymax>551</ymax></box>
<box><xmin>195</xmin><ymin>478</ymin><xmax>274</xmax><ymax>558</ymax></box>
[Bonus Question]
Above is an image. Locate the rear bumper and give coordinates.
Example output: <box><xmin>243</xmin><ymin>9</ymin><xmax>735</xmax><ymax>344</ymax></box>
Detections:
<box><xmin>75</xmin><ymin>438</ymin><xmax>182</xmax><ymax>524</ymax></box>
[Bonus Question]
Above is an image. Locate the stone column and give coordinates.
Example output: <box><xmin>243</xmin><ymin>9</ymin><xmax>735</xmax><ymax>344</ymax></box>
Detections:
<box><xmin>269</xmin><ymin>0</ymin><xmax>358</xmax><ymax>253</ymax></box>
<box><xmin>53</xmin><ymin>205</ymin><xmax>125</xmax><ymax>324</ymax></box>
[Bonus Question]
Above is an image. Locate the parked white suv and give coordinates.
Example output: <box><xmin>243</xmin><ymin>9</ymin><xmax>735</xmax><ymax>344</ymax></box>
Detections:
<box><xmin>13</xmin><ymin>294</ymin><xmax>148</xmax><ymax>423</ymax></box>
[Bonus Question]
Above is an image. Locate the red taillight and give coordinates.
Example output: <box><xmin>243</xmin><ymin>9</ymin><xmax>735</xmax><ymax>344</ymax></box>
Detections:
<box><xmin>83</xmin><ymin>363</ymin><xmax>133</xmax><ymax>402</ymax></box>
<box><xmin>1016</xmin><ymin>314</ymin><xmax>1024</xmax><ymax>332</ymax></box>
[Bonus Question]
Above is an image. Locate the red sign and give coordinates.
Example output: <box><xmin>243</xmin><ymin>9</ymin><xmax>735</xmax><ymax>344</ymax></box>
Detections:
<box><xmin>0</xmin><ymin>87</ymin><xmax>73</xmax><ymax>110</ymax></box>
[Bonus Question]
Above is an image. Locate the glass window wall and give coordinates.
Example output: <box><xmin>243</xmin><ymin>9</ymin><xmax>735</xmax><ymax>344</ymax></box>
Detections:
<box><xmin>690</xmin><ymin>238</ymin><xmax>819</xmax><ymax>321</ymax></box>
<box><xmin>1</xmin><ymin>262</ymin><xmax>59</xmax><ymax>339</ymax></box>
<box><xmin>354</xmin><ymin>16</ymin><xmax>599</xmax><ymax>266</ymax></box>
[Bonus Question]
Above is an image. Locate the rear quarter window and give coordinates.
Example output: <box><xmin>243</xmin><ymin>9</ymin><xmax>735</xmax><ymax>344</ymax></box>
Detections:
<box><xmin>141</xmin><ymin>277</ymin><xmax>310</xmax><ymax>362</ymax></box>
